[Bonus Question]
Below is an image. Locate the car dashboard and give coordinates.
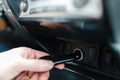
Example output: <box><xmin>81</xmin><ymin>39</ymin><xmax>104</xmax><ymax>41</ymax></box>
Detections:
<box><xmin>1</xmin><ymin>0</ymin><xmax>120</xmax><ymax>80</ymax></box>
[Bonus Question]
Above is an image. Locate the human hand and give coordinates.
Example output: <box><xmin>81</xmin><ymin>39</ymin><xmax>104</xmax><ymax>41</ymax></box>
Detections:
<box><xmin>0</xmin><ymin>47</ymin><xmax>64</xmax><ymax>80</ymax></box>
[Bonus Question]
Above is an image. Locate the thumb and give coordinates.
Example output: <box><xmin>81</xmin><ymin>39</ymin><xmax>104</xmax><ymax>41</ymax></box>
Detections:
<box><xmin>20</xmin><ymin>59</ymin><xmax>54</xmax><ymax>72</ymax></box>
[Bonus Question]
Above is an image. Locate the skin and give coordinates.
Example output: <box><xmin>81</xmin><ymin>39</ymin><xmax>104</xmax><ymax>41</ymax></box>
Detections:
<box><xmin>0</xmin><ymin>47</ymin><xmax>64</xmax><ymax>80</ymax></box>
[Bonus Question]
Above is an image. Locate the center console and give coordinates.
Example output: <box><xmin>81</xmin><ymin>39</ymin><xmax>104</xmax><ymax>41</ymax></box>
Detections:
<box><xmin>3</xmin><ymin>0</ymin><xmax>120</xmax><ymax>80</ymax></box>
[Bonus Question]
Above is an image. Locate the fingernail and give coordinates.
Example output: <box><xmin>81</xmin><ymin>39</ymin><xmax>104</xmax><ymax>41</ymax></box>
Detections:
<box><xmin>44</xmin><ymin>61</ymin><xmax>54</xmax><ymax>68</ymax></box>
<box><xmin>28</xmin><ymin>72</ymin><xmax>34</xmax><ymax>77</ymax></box>
<box><xmin>34</xmin><ymin>73</ymin><xmax>39</xmax><ymax>77</ymax></box>
<box><xmin>21</xmin><ymin>76</ymin><xmax>30</xmax><ymax>80</ymax></box>
<box><xmin>42</xmin><ymin>77</ymin><xmax>49</xmax><ymax>80</ymax></box>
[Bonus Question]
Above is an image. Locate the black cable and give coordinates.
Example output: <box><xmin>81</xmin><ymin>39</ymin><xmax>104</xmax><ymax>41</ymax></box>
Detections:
<box><xmin>3</xmin><ymin>0</ymin><xmax>50</xmax><ymax>52</ymax></box>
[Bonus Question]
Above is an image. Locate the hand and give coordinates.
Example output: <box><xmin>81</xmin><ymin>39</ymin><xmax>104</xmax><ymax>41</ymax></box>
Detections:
<box><xmin>0</xmin><ymin>47</ymin><xmax>64</xmax><ymax>80</ymax></box>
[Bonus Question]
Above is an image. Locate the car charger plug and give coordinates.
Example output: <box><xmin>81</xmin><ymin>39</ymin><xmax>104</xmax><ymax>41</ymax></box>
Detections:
<box><xmin>39</xmin><ymin>49</ymin><xmax>83</xmax><ymax>65</ymax></box>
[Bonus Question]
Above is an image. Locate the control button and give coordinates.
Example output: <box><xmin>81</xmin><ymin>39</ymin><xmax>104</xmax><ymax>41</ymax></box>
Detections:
<box><xmin>64</xmin><ymin>42</ymin><xmax>71</xmax><ymax>54</ymax></box>
<box><xmin>20</xmin><ymin>0</ymin><xmax>28</xmax><ymax>12</ymax></box>
<box><xmin>101</xmin><ymin>52</ymin><xmax>114</xmax><ymax>67</ymax></box>
<box><xmin>100</xmin><ymin>48</ymin><xmax>115</xmax><ymax>72</ymax></box>
<box><xmin>87</xmin><ymin>47</ymin><xmax>98</xmax><ymax>67</ymax></box>
<box><xmin>73</xmin><ymin>0</ymin><xmax>88</xmax><ymax>8</ymax></box>
<box><xmin>58</xmin><ymin>43</ymin><xmax>64</xmax><ymax>54</ymax></box>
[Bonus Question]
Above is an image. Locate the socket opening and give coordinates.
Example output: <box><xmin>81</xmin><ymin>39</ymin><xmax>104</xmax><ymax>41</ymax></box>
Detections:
<box><xmin>73</xmin><ymin>48</ymin><xmax>84</xmax><ymax>61</ymax></box>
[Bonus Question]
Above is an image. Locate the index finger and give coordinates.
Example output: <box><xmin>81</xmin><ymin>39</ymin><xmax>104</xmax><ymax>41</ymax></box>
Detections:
<box><xmin>19</xmin><ymin>47</ymin><xmax>49</xmax><ymax>59</ymax></box>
